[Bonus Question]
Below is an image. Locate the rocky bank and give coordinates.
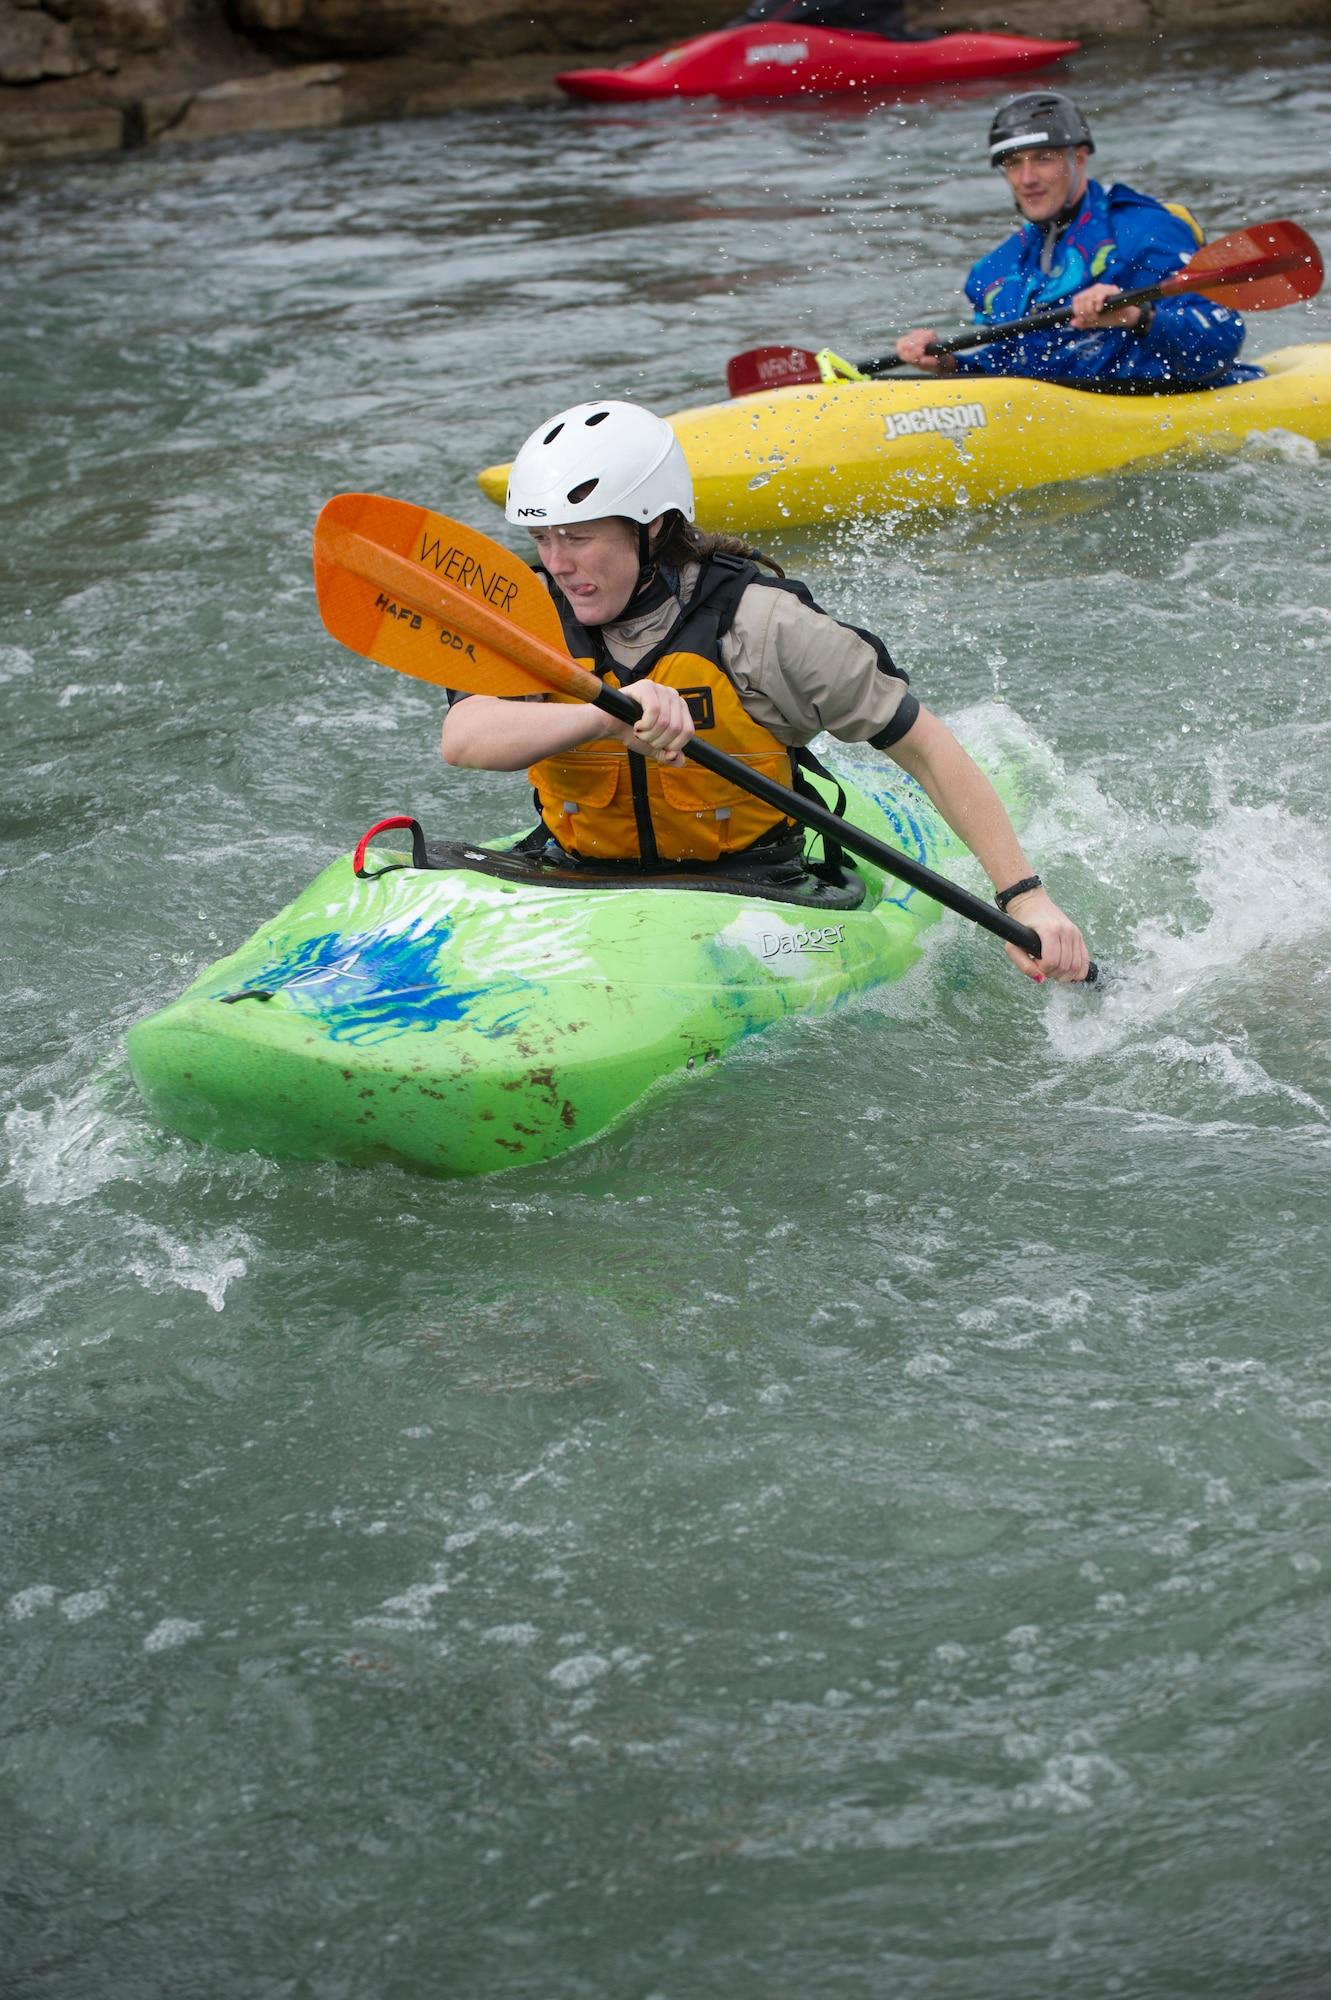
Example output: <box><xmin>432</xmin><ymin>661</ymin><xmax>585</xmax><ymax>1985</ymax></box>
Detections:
<box><xmin>2</xmin><ymin>0</ymin><xmax>1328</xmax><ymax>167</ymax></box>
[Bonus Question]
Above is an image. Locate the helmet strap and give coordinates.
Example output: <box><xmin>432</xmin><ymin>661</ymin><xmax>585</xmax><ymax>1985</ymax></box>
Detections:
<box><xmin>628</xmin><ymin>522</ymin><xmax>656</xmax><ymax>606</ymax></box>
<box><xmin>629</xmin><ymin>510</ymin><xmax>685</xmax><ymax>605</ymax></box>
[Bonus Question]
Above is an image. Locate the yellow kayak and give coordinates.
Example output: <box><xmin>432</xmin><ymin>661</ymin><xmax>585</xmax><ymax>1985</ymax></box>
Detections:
<box><xmin>477</xmin><ymin>344</ymin><xmax>1331</xmax><ymax>533</ymax></box>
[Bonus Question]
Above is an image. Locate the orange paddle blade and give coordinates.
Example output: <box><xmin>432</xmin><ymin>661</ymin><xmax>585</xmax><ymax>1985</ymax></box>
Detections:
<box><xmin>313</xmin><ymin>494</ymin><xmax>589</xmax><ymax>699</ymax></box>
<box><xmin>1165</xmin><ymin>219</ymin><xmax>1323</xmax><ymax>311</ymax></box>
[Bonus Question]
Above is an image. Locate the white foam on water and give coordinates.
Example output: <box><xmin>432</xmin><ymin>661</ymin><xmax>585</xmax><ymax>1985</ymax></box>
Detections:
<box><xmin>60</xmin><ymin>1589</ymin><xmax>110</xmax><ymax>1623</ymax></box>
<box><xmin>1242</xmin><ymin>427</ymin><xmax>1320</xmax><ymax>465</ymax></box>
<box><xmin>8</xmin><ymin>1585</ymin><xmax>57</xmax><ymax>1619</ymax></box>
<box><xmin>6</xmin><ymin>1064</ymin><xmax>283</xmax><ymax>1212</ymax></box>
<box><xmin>1042</xmin><ymin>783</ymin><xmax>1331</xmax><ymax>1113</ymax></box>
<box><xmin>834</xmin><ymin>707</ymin><xmax>1331</xmax><ymax>1118</ymax></box>
<box><xmin>143</xmin><ymin>1618</ymin><xmax>204</xmax><ymax>1653</ymax></box>
<box><xmin>126</xmin><ymin>1223</ymin><xmax>254</xmax><ymax>1313</ymax></box>
<box><xmin>4</xmin><ymin>1089</ymin><xmax>148</xmax><ymax>1206</ymax></box>
<box><xmin>482</xmin><ymin>1622</ymin><xmax>540</xmax><ymax>1646</ymax></box>
<box><xmin>882</xmin><ymin>713</ymin><xmax>1331</xmax><ymax>1117</ymax></box>
<box><xmin>548</xmin><ymin>1652</ymin><xmax>610</xmax><ymax>1692</ymax></box>
<box><xmin>1013</xmin><ymin>1751</ymin><xmax>1130</xmax><ymax>1815</ymax></box>
<box><xmin>1128</xmin><ymin>1035</ymin><xmax>1324</xmax><ymax>1117</ymax></box>
<box><xmin>57</xmin><ymin>681</ymin><xmax>127</xmax><ymax>708</ymax></box>
<box><xmin>0</xmin><ymin>646</ymin><xmax>34</xmax><ymax>684</ymax></box>
<box><xmin>356</xmin><ymin>1564</ymin><xmax>451</xmax><ymax>1633</ymax></box>
<box><xmin>904</xmin><ymin>1351</ymin><xmax>953</xmax><ymax>1377</ymax></box>
<box><xmin>940</xmin><ymin>698</ymin><xmax>1077</xmax><ymax>796</ymax></box>
<box><xmin>289</xmin><ymin>706</ymin><xmax>403</xmax><ymax>733</ymax></box>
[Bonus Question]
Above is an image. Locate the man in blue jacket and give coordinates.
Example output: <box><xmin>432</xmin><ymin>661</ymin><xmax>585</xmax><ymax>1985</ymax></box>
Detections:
<box><xmin>895</xmin><ymin>93</ymin><xmax>1261</xmax><ymax>389</ymax></box>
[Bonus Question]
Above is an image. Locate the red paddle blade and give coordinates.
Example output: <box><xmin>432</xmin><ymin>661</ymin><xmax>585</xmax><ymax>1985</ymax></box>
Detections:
<box><xmin>1167</xmin><ymin>218</ymin><xmax>1323</xmax><ymax>312</ymax></box>
<box><xmin>726</xmin><ymin>344</ymin><xmax>822</xmax><ymax>397</ymax></box>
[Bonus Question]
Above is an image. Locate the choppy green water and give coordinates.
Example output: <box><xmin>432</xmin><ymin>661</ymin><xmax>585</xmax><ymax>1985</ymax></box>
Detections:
<box><xmin>4</xmin><ymin>32</ymin><xmax>1331</xmax><ymax>1996</ymax></box>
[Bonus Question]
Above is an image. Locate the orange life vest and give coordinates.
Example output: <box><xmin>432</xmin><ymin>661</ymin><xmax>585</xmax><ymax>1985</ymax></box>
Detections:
<box><xmin>529</xmin><ymin>555</ymin><xmax>798</xmax><ymax>866</ymax></box>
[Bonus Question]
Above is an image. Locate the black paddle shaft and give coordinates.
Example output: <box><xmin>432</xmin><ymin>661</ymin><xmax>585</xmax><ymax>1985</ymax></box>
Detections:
<box><xmin>591</xmin><ymin>685</ymin><xmax>1098</xmax><ymax>980</ymax></box>
<box><xmin>860</xmin><ymin>273</ymin><xmax>1177</xmax><ymax>376</ymax></box>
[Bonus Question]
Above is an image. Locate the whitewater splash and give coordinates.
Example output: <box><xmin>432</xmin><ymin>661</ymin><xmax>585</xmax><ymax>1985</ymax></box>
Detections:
<box><xmin>831</xmin><ymin>700</ymin><xmax>1331</xmax><ymax>1122</ymax></box>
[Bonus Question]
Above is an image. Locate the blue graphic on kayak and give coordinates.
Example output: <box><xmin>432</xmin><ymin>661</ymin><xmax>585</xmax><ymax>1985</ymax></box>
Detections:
<box><xmin>831</xmin><ymin>767</ymin><xmax>938</xmax><ymax>911</ymax></box>
<box><xmin>215</xmin><ymin>914</ymin><xmax>510</xmax><ymax>1045</ymax></box>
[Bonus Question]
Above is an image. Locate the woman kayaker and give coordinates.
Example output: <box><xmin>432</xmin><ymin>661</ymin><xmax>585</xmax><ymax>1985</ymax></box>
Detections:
<box><xmin>443</xmin><ymin>401</ymin><xmax>1089</xmax><ymax>984</ymax></box>
<box><xmin>895</xmin><ymin>93</ymin><xmax>1261</xmax><ymax>390</ymax></box>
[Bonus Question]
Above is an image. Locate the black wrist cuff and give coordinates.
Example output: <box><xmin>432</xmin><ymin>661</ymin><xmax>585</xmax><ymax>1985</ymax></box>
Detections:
<box><xmin>995</xmin><ymin>874</ymin><xmax>1042</xmax><ymax>912</ymax></box>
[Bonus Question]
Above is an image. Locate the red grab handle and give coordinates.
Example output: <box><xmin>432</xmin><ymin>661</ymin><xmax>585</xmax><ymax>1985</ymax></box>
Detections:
<box><xmin>353</xmin><ymin>815</ymin><xmax>429</xmax><ymax>877</ymax></box>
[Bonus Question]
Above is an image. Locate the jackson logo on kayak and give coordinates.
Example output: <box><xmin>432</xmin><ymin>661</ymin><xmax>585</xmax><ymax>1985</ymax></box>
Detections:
<box><xmin>883</xmin><ymin>403</ymin><xmax>989</xmax><ymax>442</ymax></box>
<box><xmin>415</xmin><ymin>532</ymin><xmax>521</xmax><ymax>614</ymax></box>
<box><xmin>761</xmin><ymin>924</ymin><xmax>844</xmax><ymax>959</ymax></box>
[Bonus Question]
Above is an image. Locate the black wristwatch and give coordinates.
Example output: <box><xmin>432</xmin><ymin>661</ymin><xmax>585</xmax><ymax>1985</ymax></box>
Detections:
<box><xmin>994</xmin><ymin>874</ymin><xmax>1042</xmax><ymax>912</ymax></box>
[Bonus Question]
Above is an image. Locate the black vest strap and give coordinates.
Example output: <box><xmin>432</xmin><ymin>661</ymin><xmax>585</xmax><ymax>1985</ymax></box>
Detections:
<box><xmin>790</xmin><ymin>743</ymin><xmax>848</xmax><ymax>877</ymax></box>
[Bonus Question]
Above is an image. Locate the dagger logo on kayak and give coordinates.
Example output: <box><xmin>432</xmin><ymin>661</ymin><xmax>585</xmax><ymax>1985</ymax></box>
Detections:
<box><xmin>417</xmin><ymin>534</ymin><xmax>521</xmax><ymax>614</ymax></box>
<box><xmin>883</xmin><ymin>403</ymin><xmax>988</xmax><ymax>441</ymax></box>
<box><xmin>761</xmin><ymin>924</ymin><xmax>844</xmax><ymax>959</ymax></box>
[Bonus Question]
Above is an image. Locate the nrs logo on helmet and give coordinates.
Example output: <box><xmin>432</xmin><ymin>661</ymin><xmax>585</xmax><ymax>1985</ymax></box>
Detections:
<box><xmin>504</xmin><ymin>400</ymin><xmax>695</xmax><ymax>530</ymax></box>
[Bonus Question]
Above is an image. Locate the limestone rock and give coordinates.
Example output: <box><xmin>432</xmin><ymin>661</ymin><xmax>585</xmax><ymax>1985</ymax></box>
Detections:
<box><xmin>0</xmin><ymin>0</ymin><xmax>90</xmax><ymax>82</ymax></box>
<box><xmin>42</xmin><ymin>0</ymin><xmax>172</xmax><ymax>52</ymax></box>
<box><xmin>1156</xmin><ymin>0</ymin><xmax>1330</xmax><ymax>21</ymax></box>
<box><xmin>154</xmin><ymin>60</ymin><xmax>343</xmax><ymax>140</ymax></box>
<box><xmin>231</xmin><ymin>0</ymin><xmax>728</xmax><ymax>63</ymax></box>
<box><xmin>0</xmin><ymin>100</ymin><xmax>120</xmax><ymax>155</ymax></box>
<box><xmin>916</xmin><ymin>0</ymin><xmax>1152</xmax><ymax>30</ymax></box>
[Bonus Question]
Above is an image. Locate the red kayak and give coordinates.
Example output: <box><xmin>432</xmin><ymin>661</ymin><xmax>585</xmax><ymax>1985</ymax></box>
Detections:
<box><xmin>557</xmin><ymin>23</ymin><xmax>1080</xmax><ymax>103</ymax></box>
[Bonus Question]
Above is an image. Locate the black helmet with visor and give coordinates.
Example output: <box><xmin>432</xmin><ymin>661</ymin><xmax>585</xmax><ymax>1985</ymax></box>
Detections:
<box><xmin>988</xmin><ymin>92</ymin><xmax>1094</xmax><ymax>168</ymax></box>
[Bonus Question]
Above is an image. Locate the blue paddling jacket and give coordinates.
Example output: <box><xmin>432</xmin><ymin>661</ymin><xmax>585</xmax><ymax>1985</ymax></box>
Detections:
<box><xmin>956</xmin><ymin>180</ymin><xmax>1261</xmax><ymax>389</ymax></box>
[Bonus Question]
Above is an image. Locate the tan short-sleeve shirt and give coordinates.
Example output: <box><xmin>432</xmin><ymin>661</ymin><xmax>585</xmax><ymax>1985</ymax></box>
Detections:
<box><xmin>597</xmin><ymin>563</ymin><xmax>911</xmax><ymax>748</ymax></box>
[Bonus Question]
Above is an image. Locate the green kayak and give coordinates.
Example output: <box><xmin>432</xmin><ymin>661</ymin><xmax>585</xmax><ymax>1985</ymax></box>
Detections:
<box><xmin>127</xmin><ymin>746</ymin><xmax>990</xmax><ymax>1177</ymax></box>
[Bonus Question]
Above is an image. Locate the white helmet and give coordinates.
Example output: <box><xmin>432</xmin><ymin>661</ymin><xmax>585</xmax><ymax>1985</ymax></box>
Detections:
<box><xmin>505</xmin><ymin>400</ymin><xmax>695</xmax><ymax>528</ymax></box>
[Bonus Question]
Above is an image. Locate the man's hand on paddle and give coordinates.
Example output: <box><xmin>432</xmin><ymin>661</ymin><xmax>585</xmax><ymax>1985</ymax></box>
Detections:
<box><xmin>999</xmin><ymin>885</ymin><xmax>1091</xmax><ymax>986</ymax></box>
<box><xmin>896</xmin><ymin>280</ymin><xmax>1157</xmax><ymax>367</ymax></box>
<box><xmin>1069</xmin><ymin>281</ymin><xmax>1150</xmax><ymax>330</ymax></box>
<box><xmin>893</xmin><ymin>328</ymin><xmax>958</xmax><ymax>373</ymax></box>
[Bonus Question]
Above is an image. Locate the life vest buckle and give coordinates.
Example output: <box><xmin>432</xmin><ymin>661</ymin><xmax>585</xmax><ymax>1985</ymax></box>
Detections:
<box><xmin>680</xmin><ymin>685</ymin><xmax>716</xmax><ymax>728</ymax></box>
